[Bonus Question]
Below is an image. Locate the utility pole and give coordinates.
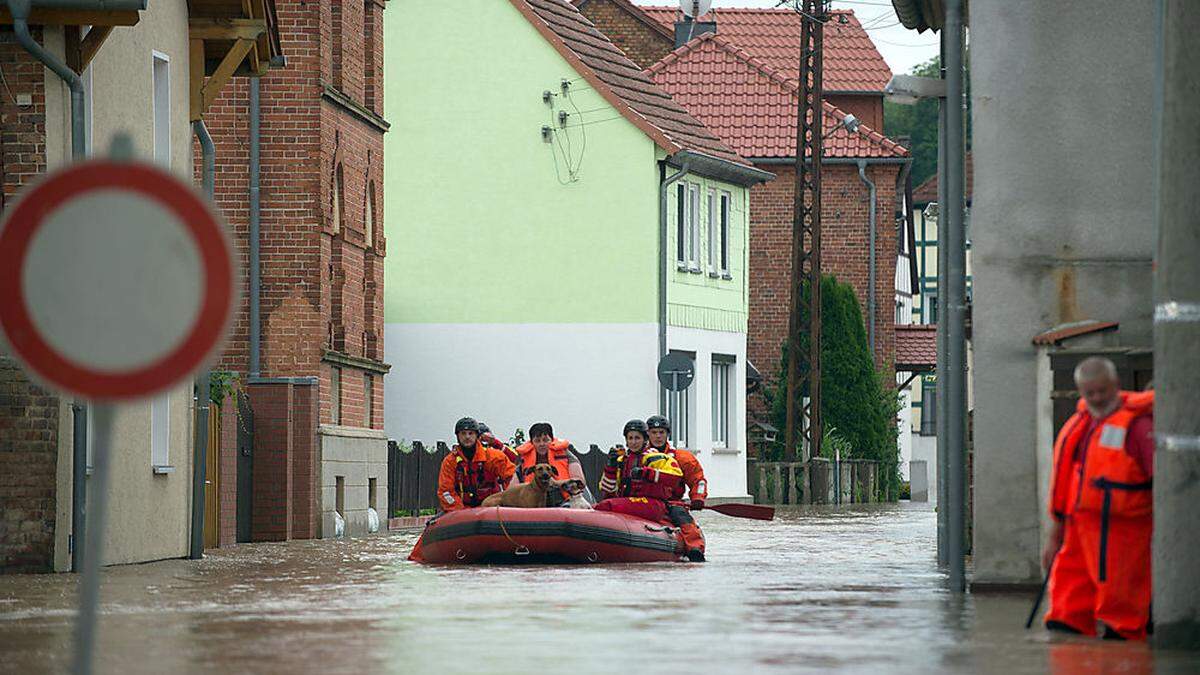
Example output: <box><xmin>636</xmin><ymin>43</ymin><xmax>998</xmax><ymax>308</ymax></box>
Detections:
<box><xmin>784</xmin><ymin>0</ymin><xmax>828</xmax><ymax>463</ymax></box>
<box><xmin>1152</xmin><ymin>0</ymin><xmax>1200</xmax><ymax>649</ymax></box>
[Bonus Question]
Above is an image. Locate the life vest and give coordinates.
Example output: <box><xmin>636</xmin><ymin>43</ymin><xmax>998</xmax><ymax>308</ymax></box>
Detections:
<box><xmin>452</xmin><ymin>445</ymin><xmax>507</xmax><ymax>507</ymax></box>
<box><xmin>613</xmin><ymin>448</ymin><xmax>685</xmax><ymax>501</ymax></box>
<box><xmin>1049</xmin><ymin>391</ymin><xmax>1154</xmax><ymax>521</ymax></box>
<box><xmin>646</xmin><ymin>442</ymin><xmax>703</xmax><ymax>502</ymax></box>
<box><xmin>515</xmin><ymin>439</ymin><xmax>571</xmax><ymax>482</ymax></box>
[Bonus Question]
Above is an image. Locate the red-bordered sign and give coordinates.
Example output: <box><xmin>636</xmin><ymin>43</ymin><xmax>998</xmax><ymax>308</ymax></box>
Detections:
<box><xmin>0</xmin><ymin>160</ymin><xmax>235</xmax><ymax>400</ymax></box>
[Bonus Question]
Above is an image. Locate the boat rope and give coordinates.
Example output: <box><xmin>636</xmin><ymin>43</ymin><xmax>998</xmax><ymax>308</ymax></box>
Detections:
<box><xmin>495</xmin><ymin>507</ymin><xmax>530</xmax><ymax>556</ymax></box>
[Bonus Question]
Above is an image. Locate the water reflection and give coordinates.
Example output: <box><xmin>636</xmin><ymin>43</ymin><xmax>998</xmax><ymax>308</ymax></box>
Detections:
<box><xmin>0</xmin><ymin>503</ymin><xmax>1194</xmax><ymax>674</ymax></box>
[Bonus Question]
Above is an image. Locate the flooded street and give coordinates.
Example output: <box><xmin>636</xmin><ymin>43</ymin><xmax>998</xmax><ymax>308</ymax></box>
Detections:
<box><xmin>1</xmin><ymin>503</ymin><xmax>1196</xmax><ymax>674</ymax></box>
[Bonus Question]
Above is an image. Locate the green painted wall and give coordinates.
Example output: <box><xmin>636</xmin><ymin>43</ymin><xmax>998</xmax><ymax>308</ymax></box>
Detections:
<box><xmin>665</xmin><ymin>174</ymin><xmax>750</xmax><ymax>332</ymax></box>
<box><xmin>383</xmin><ymin>0</ymin><xmax>661</xmax><ymax>324</ymax></box>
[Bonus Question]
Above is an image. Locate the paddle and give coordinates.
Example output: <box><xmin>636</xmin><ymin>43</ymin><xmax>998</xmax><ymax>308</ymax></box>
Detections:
<box><xmin>1026</xmin><ymin>551</ymin><xmax>1057</xmax><ymax>629</ymax></box>
<box><xmin>706</xmin><ymin>503</ymin><xmax>775</xmax><ymax>521</ymax></box>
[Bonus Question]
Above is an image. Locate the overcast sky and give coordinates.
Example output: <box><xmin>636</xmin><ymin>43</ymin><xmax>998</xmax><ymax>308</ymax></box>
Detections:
<box><xmin>632</xmin><ymin>0</ymin><xmax>940</xmax><ymax>76</ymax></box>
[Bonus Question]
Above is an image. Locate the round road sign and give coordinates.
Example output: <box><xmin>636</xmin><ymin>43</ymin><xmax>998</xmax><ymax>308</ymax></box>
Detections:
<box><xmin>0</xmin><ymin>160</ymin><xmax>236</xmax><ymax>401</ymax></box>
<box><xmin>657</xmin><ymin>352</ymin><xmax>695</xmax><ymax>391</ymax></box>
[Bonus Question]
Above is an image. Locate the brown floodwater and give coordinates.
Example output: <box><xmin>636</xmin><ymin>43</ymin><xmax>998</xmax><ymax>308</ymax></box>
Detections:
<box><xmin>1</xmin><ymin>503</ymin><xmax>1197</xmax><ymax>674</ymax></box>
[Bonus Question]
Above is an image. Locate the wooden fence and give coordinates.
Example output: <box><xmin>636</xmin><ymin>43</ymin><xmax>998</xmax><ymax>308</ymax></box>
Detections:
<box><xmin>387</xmin><ymin>441</ymin><xmax>614</xmax><ymax>517</ymax></box>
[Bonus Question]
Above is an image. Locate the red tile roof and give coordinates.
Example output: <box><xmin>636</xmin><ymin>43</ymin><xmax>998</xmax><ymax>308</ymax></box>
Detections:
<box><xmin>1031</xmin><ymin>321</ymin><xmax>1120</xmax><ymax>346</ymax></box>
<box><xmin>895</xmin><ymin>324</ymin><xmax>938</xmax><ymax>371</ymax></box>
<box><xmin>513</xmin><ymin>0</ymin><xmax>748</xmax><ymax>166</ymax></box>
<box><xmin>640</xmin><ymin>6</ymin><xmax>893</xmax><ymax>92</ymax></box>
<box><xmin>647</xmin><ymin>33</ymin><xmax>908</xmax><ymax>160</ymax></box>
<box><xmin>913</xmin><ymin>153</ymin><xmax>974</xmax><ymax>204</ymax></box>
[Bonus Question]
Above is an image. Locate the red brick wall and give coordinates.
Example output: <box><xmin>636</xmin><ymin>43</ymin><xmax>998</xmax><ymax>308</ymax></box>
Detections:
<box><xmin>218</xmin><ymin>395</ymin><xmax>238</xmax><ymax>547</ymax></box>
<box><xmin>290</xmin><ymin>383</ymin><xmax>317</xmax><ymax>538</ymax></box>
<box><xmin>748</xmin><ymin>163</ymin><xmax>899</xmax><ymax>402</ymax></box>
<box><xmin>1</xmin><ymin>30</ymin><xmax>57</xmax><ymax>574</ymax></box>
<box><xmin>0</xmin><ymin>357</ymin><xmax>59</xmax><ymax>573</ymax></box>
<box><xmin>202</xmin><ymin>1</ymin><xmax>387</xmax><ymax>544</ymax></box>
<box><xmin>1</xmin><ymin>29</ymin><xmax>48</xmax><ymax>212</ymax></box>
<box><xmin>578</xmin><ymin>0</ymin><xmax>674</xmax><ymax>70</ymax></box>
<box><xmin>826</xmin><ymin>94</ymin><xmax>884</xmax><ymax>132</ymax></box>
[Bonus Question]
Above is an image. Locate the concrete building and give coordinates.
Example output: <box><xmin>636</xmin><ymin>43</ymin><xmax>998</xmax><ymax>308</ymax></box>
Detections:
<box><xmin>970</xmin><ymin>0</ymin><xmax>1157</xmax><ymax>585</ymax></box>
<box><xmin>203</xmin><ymin>0</ymin><xmax>390</xmax><ymax>542</ymax></box>
<box><xmin>0</xmin><ymin>1</ymin><xmax>278</xmax><ymax>572</ymax></box>
<box><xmin>383</xmin><ymin>0</ymin><xmax>769</xmax><ymax>500</ymax></box>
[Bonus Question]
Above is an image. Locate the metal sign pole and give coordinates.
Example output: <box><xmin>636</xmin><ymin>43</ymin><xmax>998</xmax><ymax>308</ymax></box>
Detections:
<box><xmin>72</xmin><ymin>403</ymin><xmax>113</xmax><ymax>675</ymax></box>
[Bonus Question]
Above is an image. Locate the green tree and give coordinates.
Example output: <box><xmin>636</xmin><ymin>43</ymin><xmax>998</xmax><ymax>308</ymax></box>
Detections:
<box><xmin>883</xmin><ymin>54</ymin><xmax>972</xmax><ymax>187</ymax></box>
<box><xmin>763</xmin><ymin>275</ymin><xmax>901</xmax><ymax>498</ymax></box>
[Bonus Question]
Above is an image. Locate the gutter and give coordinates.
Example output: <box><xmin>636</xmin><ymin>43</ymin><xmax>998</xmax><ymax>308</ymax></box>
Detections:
<box><xmin>659</xmin><ymin>158</ymin><xmax>691</xmax><ymax>414</ymax></box>
<box><xmin>669</xmin><ymin>150</ymin><xmax>774</xmax><ymax>187</ymax></box>
<box><xmin>748</xmin><ymin>156</ymin><xmax>911</xmax><ymax>166</ymax></box>
<box><xmin>249</xmin><ymin>78</ymin><xmax>261</xmax><ymax>377</ymax></box>
<box><xmin>857</xmin><ymin>160</ymin><xmax>878</xmax><ymax>356</ymax></box>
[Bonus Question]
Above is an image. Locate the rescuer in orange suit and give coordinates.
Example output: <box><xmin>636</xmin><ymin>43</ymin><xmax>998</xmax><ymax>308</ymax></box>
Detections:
<box><xmin>436</xmin><ymin>417</ymin><xmax>516</xmax><ymax>512</ymax></box>
<box><xmin>644</xmin><ymin>415</ymin><xmax>708</xmax><ymax>559</ymax></box>
<box><xmin>1042</xmin><ymin>357</ymin><xmax>1154</xmax><ymax>640</ymax></box>
<box><xmin>476</xmin><ymin>421</ymin><xmax>521</xmax><ymax>467</ymax></box>
<box><xmin>596</xmin><ymin>418</ymin><xmax>706</xmax><ymax>561</ymax></box>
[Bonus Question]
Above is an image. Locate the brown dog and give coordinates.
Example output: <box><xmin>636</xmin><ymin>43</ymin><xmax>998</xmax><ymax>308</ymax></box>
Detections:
<box><xmin>481</xmin><ymin>464</ymin><xmax>557</xmax><ymax>508</ymax></box>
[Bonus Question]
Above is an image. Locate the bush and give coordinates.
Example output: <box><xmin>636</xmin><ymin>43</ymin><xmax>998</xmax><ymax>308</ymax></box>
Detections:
<box><xmin>763</xmin><ymin>274</ymin><xmax>902</xmax><ymax>498</ymax></box>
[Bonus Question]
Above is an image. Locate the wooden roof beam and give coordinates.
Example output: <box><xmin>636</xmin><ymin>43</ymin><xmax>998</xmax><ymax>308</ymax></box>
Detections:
<box><xmin>0</xmin><ymin>8</ymin><xmax>139</xmax><ymax>25</ymax></box>
<box><xmin>188</xmin><ymin>17</ymin><xmax>266</xmax><ymax>41</ymax></box>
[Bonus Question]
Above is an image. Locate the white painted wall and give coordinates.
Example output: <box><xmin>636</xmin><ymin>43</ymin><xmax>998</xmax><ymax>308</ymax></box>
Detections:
<box><xmin>911</xmin><ymin>435</ymin><xmax>938</xmax><ymax>505</ymax></box>
<box><xmin>667</xmin><ymin>326</ymin><xmax>750</xmax><ymax>500</ymax></box>
<box><xmin>384</xmin><ymin>323</ymin><xmax>659</xmax><ymax>451</ymax></box>
<box><xmin>896</xmin><ymin>387</ymin><xmax>913</xmax><ymax>481</ymax></box>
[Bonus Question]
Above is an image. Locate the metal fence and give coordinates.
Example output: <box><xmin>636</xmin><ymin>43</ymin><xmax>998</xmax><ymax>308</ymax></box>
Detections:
<box><xmin>387</xmin><ymin>441</ymin><xmax>614</xmax><ymax>516</ymax></box>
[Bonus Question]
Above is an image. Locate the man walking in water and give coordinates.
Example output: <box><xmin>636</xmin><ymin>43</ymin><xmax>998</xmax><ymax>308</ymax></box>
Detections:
<box><xmin>1043</xmin><ymin>357</ymin><xmax>1154</xmax><ymax>639</ymax></box>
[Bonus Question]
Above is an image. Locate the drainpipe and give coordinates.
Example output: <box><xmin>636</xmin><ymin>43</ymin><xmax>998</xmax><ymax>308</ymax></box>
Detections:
<box><xmin>7</xmin><ymin>0</ymin><xmax>89</xmax><ymax>573</ymax></box>
<box><xmin>659</xmin><ymin>159</ymin><xmax>691</xmax><ymax>414</ymax></box>
<box><xmin>249</xmin><ymin>78</ymin><xmax>262</xmax><ymax>377</ymax></box>
<box><xmin>857</xmin><ymin>160</ymin><xmax>877</xmax><ymax>356</ymax></box>
<box><xmin>190</xmin><ymin>121</ymin><xmax>215</xmax><ymax>560</ymax></box>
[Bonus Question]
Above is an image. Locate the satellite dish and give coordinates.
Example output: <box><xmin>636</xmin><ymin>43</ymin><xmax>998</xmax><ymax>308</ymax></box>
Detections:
<box><xmin>680</xmin><ymin>0</ymin><xmax>713</xmax><ymax>19</ymax></box>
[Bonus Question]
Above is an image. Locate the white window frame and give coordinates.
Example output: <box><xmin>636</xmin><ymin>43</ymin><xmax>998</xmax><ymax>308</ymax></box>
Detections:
<box><xmin>666</xmin><ymin>351</ymin><xmax>694</xmax><ymax>448</ymax></box>
<box><xmin>82</xmin><ymin>26</ymin><xmax>93</xmax><ymax>156</ymax></box>
<box><xmin>688</xmin><ymin>183</ymin><xmax>701</xmax><ymax>271</ymax></box>
<box><xmin>151</xmin><ymin>51</ymin><xmax>170</xmax><ymax>168</ymax></box>
<box><xmin>711</xmin><ymin>357</ymin><xmax>733</xmax><ymax>449</ymax></box>
<box><xmin>676</xmin><ymin>183</ymin><xmax>687</xmax><ymax>266</ymax></box>
<box><xmin>706</xmin><ymin>189</ymin><xmax>718</xmax><ymax>275</ymax></box>
<box><xmin>719</xmin><ymin>191</ymin><xmax>731</xmax><ymax>277</ymax></box>
<box><xmin>151</xmin><ymin>393</ymin><xmax>172</xmax><ymax>472</ymax></box>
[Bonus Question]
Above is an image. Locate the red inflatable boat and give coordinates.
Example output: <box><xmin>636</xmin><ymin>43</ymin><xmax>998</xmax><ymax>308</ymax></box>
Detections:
<box><xmin>408</xmin><ymin>506</ymin><xmax>684</xmax><ymax>564</ymax></box>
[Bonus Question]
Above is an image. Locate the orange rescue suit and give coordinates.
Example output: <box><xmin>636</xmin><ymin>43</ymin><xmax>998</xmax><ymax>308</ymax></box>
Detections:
<box><xmin>515</xmin><ymin>439</ymin><xmax>572</xmax><ymax>482</ymax></box>
<box><xmin>1045</xmin><ymin>391</ymin><xmax>1153</xmax><ymax>639</ymax></box>
<box><xmin>436</xmin><ymin>444</ymin><xmax>516</xmax><ymax>512</ymax></box>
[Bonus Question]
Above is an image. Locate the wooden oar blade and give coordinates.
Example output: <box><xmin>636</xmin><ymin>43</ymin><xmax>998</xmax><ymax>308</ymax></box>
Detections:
<box><xmin>709</xmin><ymin>503</ymin><xmax>775</xmax><ymax>520</ymax></box>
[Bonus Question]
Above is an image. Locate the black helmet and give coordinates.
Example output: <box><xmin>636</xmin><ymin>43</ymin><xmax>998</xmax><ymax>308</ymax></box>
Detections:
<box><xmin>623</xmin><ymin>419</ymin><xmax>649</xmax><ymax>438</ymax></box>
<box><xmin>476</xmin><ymin>422</ymin><xmax>491</xmax><ymax>435</ymax></box>
<box><xmin>454</xmin><ymin>417</ymin><xmax>479</xmax><ymax>434</ymax></box>
<box><xmin>646</xmin><ymin>415</ymin><xmax>671</xmax><ymax>432</ymax></box>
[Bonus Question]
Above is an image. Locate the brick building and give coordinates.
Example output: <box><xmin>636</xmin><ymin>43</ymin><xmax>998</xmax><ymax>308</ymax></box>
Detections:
<box><xmin>1</xmin><ymin>2</ymin><xmax>279</xmax><ymax>572</ymax></box>
<box><xmin>588</xmin><ymin>5</ymin><xmax>909</xmax><ymax>408</ymax></box>
<box><xmin>203</xmin><ymin>0</ymin><xmax>389</xmax><ymax>543</ymax></box>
